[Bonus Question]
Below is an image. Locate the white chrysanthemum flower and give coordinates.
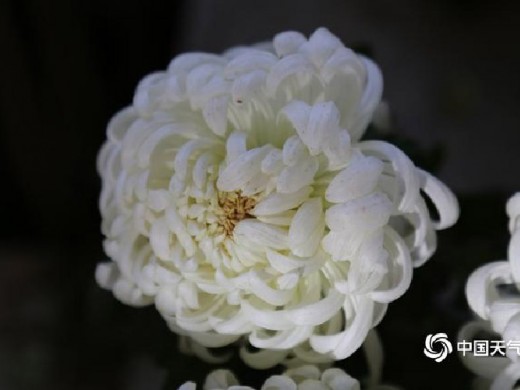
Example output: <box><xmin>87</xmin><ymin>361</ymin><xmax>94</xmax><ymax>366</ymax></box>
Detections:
<box><xmin>178</xmin><ymin>364</ymin><xmax>398</xmax><ymax>390</ymax></box>
<box><xmin>96</xmin><ymin>27</ymin><xmax>459</xmax><ymax>365</ymax></box>
<box><xmin>460</xmin><ymin>193</ymin><xmax>520</xmax><ymax>390</ymax></box>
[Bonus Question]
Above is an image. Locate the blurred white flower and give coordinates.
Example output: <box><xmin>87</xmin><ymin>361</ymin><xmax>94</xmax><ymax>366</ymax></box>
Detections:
<box><xmin>460</xmin><ymin>193</ymin><xmax>520</xmax><ymax>390</ymax></box>
<box><xmin>96</xmin><ymin>27</ymin><xmax>459</xmax><ymax>366</ymax></box>
<box><xmin>178</xmin><ymin>364</ymin><xmax>398</xmax><ymax>390</ymax></box>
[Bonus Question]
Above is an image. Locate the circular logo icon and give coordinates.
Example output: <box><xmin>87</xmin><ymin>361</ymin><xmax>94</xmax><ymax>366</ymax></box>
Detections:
<box><xmin>424</xmin><ymin>333</ymin><xmax>453</xmax><ymax>362</ymax></box>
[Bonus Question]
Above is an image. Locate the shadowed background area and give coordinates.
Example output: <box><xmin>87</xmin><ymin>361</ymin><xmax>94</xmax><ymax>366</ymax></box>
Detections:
<box><xmin>1</xmin><ymin>0</ymin><xmax>519</xmax><ymax>389</ymax></box>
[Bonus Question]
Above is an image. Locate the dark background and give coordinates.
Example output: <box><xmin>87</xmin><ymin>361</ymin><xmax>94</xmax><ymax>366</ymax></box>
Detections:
<box><xmin>1</xmin><ymin>0</ymin><xmax>519</xmax><ymax>389</ymax></box>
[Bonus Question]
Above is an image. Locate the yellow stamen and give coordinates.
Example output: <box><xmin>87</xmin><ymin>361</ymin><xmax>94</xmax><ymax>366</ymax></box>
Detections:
<box><xmin>217</xmin><ymin>191</ymin><xmax>256</xmax><ymax>236</ymax></box>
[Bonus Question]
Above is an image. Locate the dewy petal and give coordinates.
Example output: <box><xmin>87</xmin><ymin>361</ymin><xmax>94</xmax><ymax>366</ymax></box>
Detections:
<box><xmin>325</xmin><ymin>151</ymin><xmax>383</xmax><ymax>203</ymax></box>
<box><xmin>288</xmin><ymin>198</ymin><xmax>325</xmax><ymax>257</ymax></box>
<box><xmin>325</xmin><ymin>192</ymin><xmax>393</xmax><ymax>233</ymax></box>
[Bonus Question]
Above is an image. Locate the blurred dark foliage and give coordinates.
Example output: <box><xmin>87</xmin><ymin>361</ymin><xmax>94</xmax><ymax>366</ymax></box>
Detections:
<box><xmin>1</xmin><ymin>0</ymin><xmax>519</xmax><ymax>389</ymax></box>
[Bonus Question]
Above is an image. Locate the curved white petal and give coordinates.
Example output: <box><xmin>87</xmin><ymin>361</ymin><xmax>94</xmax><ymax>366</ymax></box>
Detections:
<box><xmin>326</xmin><ymin>152</ymin><xmax>383</xmax><ymax>203</ymax></box>
<box><xmin>417</xmin><ymin>168</ymin><xmax>459</xmax><ymax>230</ymax></box>
<box><xmin>465</xmin><ymin>261</ymin><xmax>512</xmax><ymax>320</ymax></box>
<box><xmin>288</xmin><ymin>198</ymin><xmax>325</xmax><ymax>257</ymax></box>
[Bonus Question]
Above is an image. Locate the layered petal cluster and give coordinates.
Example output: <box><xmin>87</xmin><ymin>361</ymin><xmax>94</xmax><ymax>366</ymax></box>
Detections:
<box><xmin>96</xmin><ymin>27</ymin><xmax>459</xmax><ymax>365</ymax></box>
<box><xmin>179</xmin><ymin>365</ymin><xmax>398</xmax><ymax>390</ymax></box>
<box><xmin>460</xmin><ymin>193</ymin><xmax>520</xmax><ymax>390</ymax></box>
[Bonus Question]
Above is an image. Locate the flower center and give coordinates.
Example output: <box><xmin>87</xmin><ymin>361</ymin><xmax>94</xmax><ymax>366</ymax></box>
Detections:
<box><xmin>217</xmin><ymin>191</ymin><xmax>256</xmax><ymax>236</ymax></box>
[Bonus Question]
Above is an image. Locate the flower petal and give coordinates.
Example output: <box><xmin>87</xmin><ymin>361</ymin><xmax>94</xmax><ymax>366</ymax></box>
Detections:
<box><xmin>217</xmin><ymin>146</ymin><xmax>271</xmax><ymax>192</ymax></box>
<box><xmin>325</xmin><ymin>192</ymin><xmax>392</xmax><ymax>233</ymax></box>
<box><xmin>465</xmin><ymin>261</ymin><xmax>513</xmax><ymax>320</ymax></box>
<box><xmin>369</xmin><ymin>227</ymin><xmax>413</xmax><ymax>303</ymax></box>
<box><xmin>288</xmin><ymin>198</ymin><xmax>325</xmax><ymax>257</ymax></box>
<box><xmin>310</xmin><ymin>295</ymin><xmax>374</xmax><ymax>359</ymax></box>
<box><xmin>326</xmin><ymin>152</ymin><xmax>383</xmax><ymax>203</ymax></box>
<box><xmin>418</xmin><ymin>168</ymin><xmax>459</xmax><ymax>230</ymax></box>
<box><xmin>273</xmin><ymin>31</ymin><xmax>306</xmax><ymax>57</ymax></box>
<box><xmin>253</xmin><ymin>186</ymin><xmax>312</xmax><ymax>216</ymax></box>
<box><xmin>277</xmin><ymin>157</ymin><xmax>319</xmax><ymax>194</ymax></box>
<box><xmin>234</xmin><ymin>220</ymin><xmax>288</xmax><ymax>250</ymax></box>
<box><xmin>359</xmin><ymin>140</ymin><xmax>420</xmax><ymax>213</ymax></box>
<box><xmin>202</xmin><ymin>94</ymin><xmax>229</xmax><ymax>136</ymax></box>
